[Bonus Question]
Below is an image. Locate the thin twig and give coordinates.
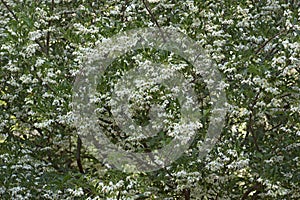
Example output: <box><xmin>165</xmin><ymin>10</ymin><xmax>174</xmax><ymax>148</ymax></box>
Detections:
<box><xmin>142</xmin><ymin>0</ymin><xmax>160</xmax><ymax>28</ymax></box>
<box><xmin>1</xmin><ymin>0</ymin><xmax>19</xmax><ymax>22</ymax></box>
<box><xmin>18</xmin><ymin>116</ymin><xmax>44</xmax><ymax>137</ymax></box>
<box><xmin>255</xmin><ymin>29</ymin><xmax>287</xmax><ymax>54</ymax></box>
<box><xmin>142</xmin><ymin>0</ymin><xmax>166</xmax><ymax>42</ymax></box>
<box><xmin>248</xmin><ymin>110</ymin><xmax>260</xmax><ymax>152</ymax></box>
<box><xmin>46</xmin><ymin>29</ymin><xmax>51</xmax><ymax>55</ymax></box>
<box><xmin>36</xmin><ymin>76</ymin><xmax>57</xmax><ymax>94</ymax></box>
<box><xmin>35</xmin><ymin>39</ymin><xmax>47</xmax><ymax>54</ymax></box>
<box><xmin>243</xmin><ymin>92</ymin><xmax>261</xmax><ymax>152</ymax></box>
<box><xmin>45</xmin><ymin>0</ymin><xmax>54</xmax><ymax>55</ymax></box>
<box><xmin>121</xmin><ymin>0</ymin><xmax>128</xmax><ymax>22</ymax></box>
<box><xmin>265</xmin><ymin>123</ymin><xmax>282</xmax><ymax>132</ymax></box>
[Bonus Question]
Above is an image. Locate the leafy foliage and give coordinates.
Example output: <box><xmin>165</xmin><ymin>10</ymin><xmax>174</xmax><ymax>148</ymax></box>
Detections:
<box><xmin>0</xmin><ymin>0</ymin><xmax>299</xmax><ymax>199</ymax></box>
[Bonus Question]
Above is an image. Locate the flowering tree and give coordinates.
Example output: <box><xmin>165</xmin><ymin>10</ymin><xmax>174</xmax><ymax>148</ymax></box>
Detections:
<box><xmin>0</xmin><ymin>0</ymin><xmax>299</xmax><ymax>199</ymax></box>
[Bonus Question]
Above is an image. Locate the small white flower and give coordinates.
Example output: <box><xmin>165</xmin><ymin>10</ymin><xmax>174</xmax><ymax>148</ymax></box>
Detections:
<box><xmin>148</xmin><ymin>0</ymin><xmax>160</xmax><ymax>3</ymax></box>
<box><xmin>28</xmin><ymin>30</ymin><xmax>43</xmax><ymax>41</ymax></box>
<box><xmin>35</xmin><ymin>58</ymin><xmax>45</xmax><ymax>67</ymax></box>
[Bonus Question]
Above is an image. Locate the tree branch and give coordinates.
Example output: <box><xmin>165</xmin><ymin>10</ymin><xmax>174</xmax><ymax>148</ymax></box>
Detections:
<box><xmin>142</xmin><ymin>0</ymin><xmax>166</xmax><ymax>42</ymax></box>
<box><xmin>1</xmin><ymin>0</ymin><xmax>19</xmax><ymax>22</ymax></box>
<box><xmin>183</xmin><ymin>188</ymin><xmax>190</xmax><ymax>200</ymax></box>
<box><xmin>255</xmin><ymin>29</ymin><xmax>287</xmax><ymax>54</ymax></box>
<box><xmin>45</xmin><ymin>0</ymin><xmax>54</xmax><ymax>55</ymax></box>
<box><xmin>121</xmin><ymin>0</ymin><xmax>128</xmax><ymax>22</ymax></box>
<box><xmin>243</xmin><ymin>92</ymin><xmax>261</xmax><ymax>152</ymax></box>
<box><xmin>142</xmin><ymin>0</ymin><xmax>160</xmax><ymax>28</ymax></box>
<box><xmin>76</xmin><ymin>136</ymin><xmax>84</xmax><ymax>173</ymax></box>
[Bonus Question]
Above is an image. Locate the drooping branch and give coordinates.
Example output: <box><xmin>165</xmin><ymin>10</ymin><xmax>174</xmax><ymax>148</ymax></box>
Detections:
<box><xmin>255</xmin><ymin>29</ymin><xmax>287</xmax><ymax>54</ymax></box>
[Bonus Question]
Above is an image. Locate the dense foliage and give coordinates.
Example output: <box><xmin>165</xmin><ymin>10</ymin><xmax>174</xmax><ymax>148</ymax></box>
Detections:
<box><xmin>0</xmin><ymin>0</ymin><xmax>299</xmax><ymax>199</ymax></box>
